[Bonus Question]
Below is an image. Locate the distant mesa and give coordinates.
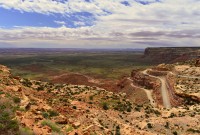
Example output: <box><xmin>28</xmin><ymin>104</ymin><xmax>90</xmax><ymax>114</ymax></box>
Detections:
<box><xmin>144</xmin><ymin>47</ymin><xmax>200</xmax><ymax>63</ymax></box>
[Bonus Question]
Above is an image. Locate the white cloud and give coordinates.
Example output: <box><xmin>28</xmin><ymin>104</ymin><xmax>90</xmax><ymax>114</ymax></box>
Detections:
<box><xmin>0</xmin><ymin>0</ymin><xmax>104</xmax><ymax>14</ymax></box>
<box><xmin>74</xmin><ymin>21</ymin><xmax>86</xmax><ymax>26</ymax></box>
<box><xmin>0</xmin><ymin>0</ymin><xmax>200</xmax><ymax>48</ymax></box>
<box><xmin>54</xmin><ymin>21</ymin><xmax>66</xmax><ymax>26</ymax></box>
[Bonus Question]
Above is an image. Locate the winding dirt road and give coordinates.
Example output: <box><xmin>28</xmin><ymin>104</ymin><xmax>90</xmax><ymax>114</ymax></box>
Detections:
<box><xmin>127</xmin><ymin>77</ymin><xmax>156</xmax><ymax>107</ymax></box>
<box><xmin>142</xmin><ymin>70</ymin><xmax>172</xmax><ymax>109</ymax></box>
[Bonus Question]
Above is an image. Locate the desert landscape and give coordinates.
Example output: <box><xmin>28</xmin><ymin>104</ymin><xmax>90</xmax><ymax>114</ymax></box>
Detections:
<box><xmin>0</xmin><ymin>0</ymin><xmax>200</xmax><ymax>134</ymax></box>
<box><xmin>0</xmin><ymin>47</ymin><xmax>199</xmax><ymax>135</ymax></box>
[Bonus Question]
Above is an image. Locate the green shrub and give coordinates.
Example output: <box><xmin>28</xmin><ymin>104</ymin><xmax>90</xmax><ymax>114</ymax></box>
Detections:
<box><xmin>48</xmin><ymin>110</ymin><xmax>59</xmax><ymax>117</ymax></box>
<box><xmin>165</xmin><ymin>122</ymin><xmax>169</xmax><ymax>129</ymax></box>
<box><xmin>42</xmin><ymin>110</ymin><xmax>59</xmax><ymax>118</ymax></box>
<box><xmin>102</xmin><ymin>102</ymin><xmax>109</xmax><ymax>110</ymax></box>
<box><xmin>90</xmin><ymin>132</ymin><xmax>97</xmax><ymax>135</ymax></box>
<box><xmin>66</xmin><ymin>125</ymin><xmax>74</xmax><ymax>133</ymax></box>
<box><xmin>115</xmin><ymin>125</ymin><xmax>121</xmax><ymax>135</ymax></box>
<box><xmin>154</xmin><ymin>110</ymin><xmax>161</xmax><ymax>116</ymax></box>
<box><xmin>127</xmin><ymin>107</ymin><xmax>132</xmax><ymax>112</ymax></box>
<box><xmin>135</xmin><ymin>106</ymin><xmax>141</xmax><ymax>112</ymax></box>
<box><xmin>41</xmin><ymin>120</ymin><xmax>60</xmax><ymax>133</ymax></box>
<box><xmin>113</xmin><ymin>102</ymin><xmax>128</xmax><ymax>112</ymax></box>
<box><xmin>72</xmin><ymin>106</ymin><xmax>77</xmax><ymax>109</ymax></box>
<box><xmin>0</xmin><ymin>98</ymin><xmax>19</xmax><ymax>134</ymax></box>
<box><xmin>187</xmin><ymin>128</ymin><xmax>200</xmax><ymax>133</ymax></box>
<box><xmin>35</xmin><ymin>81</ymin><xmax>40</xmax><ymax>85</ymax></box>
<box><xmin>147</xmin><ymin>123</ymin><xmax>153</xmax><ymax>128</ymax></box>
<box><xmin>169</xmin><ymin>113</ymin><xmax>176</xmax><ymax>118</ymax></box>
<box><xmin>42</xmin><ymin>112</ymin><xmax>49</xmax><ymax>118</ymax></box>
<box><xmin>172</xmin><ymin>131</ymin><xmax>178</xmax><ymax>135</ymax></box>
<box><xmin>62</xmin><ymin>98</ymin><xmax>68</xmax><ymax>102</ymax></box>
<box><xmin>19</xmin><ymin>127</ymin><xmax>34</xmax><ymax>135</ymax></box>
<box><xmin>21</xmin><ymin>79</ymin><xmax>32</xmax><ymax>87</ymax></box>
<box><xmin>88</xmin><ymin>102</ymin><xmax>93</xmax><ymax>104</ymax></box>
<box><xmin>0</xmin><ymin>91</ymin><xmax>5</xmax><ymax>95</ymax></box>
<box><xmin>89</xmin><ymin>95</ymin><xmax>94</xmax><ymax>100</ymax></box>
<box><xmin>13</xmin><ymin>97</ymin><xmax>21</xmax><ymax>103</ymax></box>
<box><xmin>37</xmin><ymin>86</ymin><xmax>44</xmax><ymax>91</ymax></box>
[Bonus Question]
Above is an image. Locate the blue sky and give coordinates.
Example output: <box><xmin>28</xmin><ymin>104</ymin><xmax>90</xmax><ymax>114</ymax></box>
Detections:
<box><xmin>0</xmin><ymin>8</ymin><xmax>95</xmax><ymax>28</ymax></box>
<box><xmin>0</xmin><ymin>0</ymin><xmax>199</xmax><ymax>48</ymax></box>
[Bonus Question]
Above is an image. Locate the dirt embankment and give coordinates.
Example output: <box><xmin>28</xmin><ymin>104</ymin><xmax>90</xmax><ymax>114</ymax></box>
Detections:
<box><xmin>166</xmin><ymin>73</ymin><xmax>184</xmax><ymax>106</ymax></box>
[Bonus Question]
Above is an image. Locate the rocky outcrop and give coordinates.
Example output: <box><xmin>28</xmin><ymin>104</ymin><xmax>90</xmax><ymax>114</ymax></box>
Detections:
<box><xmin>195</xmin><ymin>58</ymin><xmax>200</xmax><ymax>67</ymax></box>
<box><xmin>131</xmin><ymin>72</ymin><xmax>160</xmax><ymax>90</ymax></box>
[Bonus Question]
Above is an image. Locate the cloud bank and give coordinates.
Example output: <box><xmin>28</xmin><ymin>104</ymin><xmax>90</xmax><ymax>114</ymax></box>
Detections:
<box><xmin>0</xmin><ymin>0</ymin><xmax>199</xmax><ymax>48</ymax></box>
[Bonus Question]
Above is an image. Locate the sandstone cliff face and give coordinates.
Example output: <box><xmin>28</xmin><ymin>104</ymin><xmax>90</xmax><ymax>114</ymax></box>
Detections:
<box><xmin>144</xmin><ymin>47</ymin><xmax>200</xmax><ymax>63</ymax></box>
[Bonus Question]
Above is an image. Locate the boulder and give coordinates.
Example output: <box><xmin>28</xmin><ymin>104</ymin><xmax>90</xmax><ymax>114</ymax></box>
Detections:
<box><xmin>73</xmin><ymin>121</ymin><xmax>81</xmax><ymax>128</ymax></box>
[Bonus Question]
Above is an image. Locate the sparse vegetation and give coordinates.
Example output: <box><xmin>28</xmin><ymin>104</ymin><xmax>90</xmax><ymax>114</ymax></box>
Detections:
<box><xmin>13</xmin><ymin>96</ymin><xmax>21</xmax><ymax>103</ymax></box>
<box><xmin>127</xmin><ymin>107</ymin><xmax>132</xmax><ymax>112</ymax></box>
<box><xmin>147</xmin><ymin>123</ymin><xmax>153</xmax><ymax>128</ymax></box>
<box><xmin>187</xmin><ymin>128</ymin><xmax>200</xmax><ymax>133</ymax></box>
<box><xmin>165</xmin><ymin>122</ymin><xmax>169</xmax><ymax>129</ymax></box>
<box><xmin>1</xmin><ymin>50</ymin><xmax>152</xmax><ymax>80</ymax></box>
<box><xmin>89</xmin><ymin>95</ymin><xmax>94</xmax><ymax>100</ymax></box>
<box><xmin>172</xmin><ymin>131</ymin><xmax>178</xmax><ymax>135</ymax></box>
<box><xmin>66</xmin><ymin>125</ymin><xmax>74</xmax><ymax>133</ymax></box>
<box><xmin>0</xmin><ymin>98</ymin><xmax>19</xmax><ymax>134</ymax></box>
<box><xmin>19</xmin><ymin>127</ymin><xmax>34</xmax><ymax>135</ymax></box>
<box><xmin>21</xmin><ymin>78</ymin><xmax>32</xmax><ymax>87</ymax></box>
<box><xmin>37</xmin><ymin>86</ymin><xmax>44</xmax><ymax>91</ymax></box>
<box><xmin>0</xmin><ymin>52</ymin><xmax>199</xmax><ymax>135</ymax></box>
<box><xmin>72</xmin><ymin>106</ymin><xmax>77</xmax><ymax>109</ymax></box>
<box><xmin>41</xmin><ymin>120</ymin><xmax>61</xmax><ymax>133</ymax></box>
<box><xmin>135</xmin><ymin>106</ymin><xmax>141</xmax><ymax>112</ymax></box>
<box><xmin>48</xmin><ymin>110</ymin><xmax>59</xmax><ymax>117</ymax></box>
<box><xmin>42</xmin><ymin>111</ymin><xmax>49</xmax><ymax>118</ymax></box>
<box><xmin>0</xmin><ymin>91</ymin><xmax>4</xmax><ymax>95</ymax></box>
<box><xmin>115</xmin><ymin>125</ymin><xmax>121</xmax><ymax>135</ymax></box>
<box><xmin>102</xmin><ymin>102</ymin><xmax>109</xmax><ymax>110</ymax></box>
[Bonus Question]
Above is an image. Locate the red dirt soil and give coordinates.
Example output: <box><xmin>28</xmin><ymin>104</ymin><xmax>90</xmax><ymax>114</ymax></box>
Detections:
<box><xmin>51</xmin><ymin>73</ymin><xmax>121</xmax><ymax>93</ymax></box>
